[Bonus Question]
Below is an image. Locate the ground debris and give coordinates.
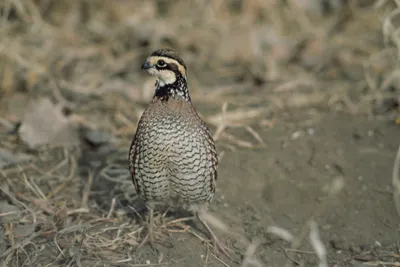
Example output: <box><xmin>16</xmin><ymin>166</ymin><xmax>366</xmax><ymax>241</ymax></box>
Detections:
<box><xmin>0</xmin><ymin>201</ymin><xmax>21</xmax><ymax>223</ymax></box>
<box><xmin>18</xmin><ymin>98</ymin><xmax>80</xmax><ymax>148</ymax></box>
<box><xmin>12</xmin><ymin>224</ymin><xmax>36</xmax><ymax>240</ymax></box>
<box><xmin>0</xmin><ymin>148</ymin><xmax>32</xmax><ymax>168</ymax></box>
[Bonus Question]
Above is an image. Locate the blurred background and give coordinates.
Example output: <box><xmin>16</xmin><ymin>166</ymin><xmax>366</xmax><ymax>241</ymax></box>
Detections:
<box><xmin>0</xmin><ymin>1</ymin><xmax>400</xmax><ymax>267</ymax></box>
<box><xmin>1</xmin><ymin>0</ymin><xmax>399</xmax><ymax>119</ymax></box>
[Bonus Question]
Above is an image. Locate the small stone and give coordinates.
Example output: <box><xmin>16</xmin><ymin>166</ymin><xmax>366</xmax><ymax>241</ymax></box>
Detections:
<box><xmin>329</xmin><ymin>235</ymin><xmax>349</xmax><ymax>250</ymax></box>
<box><xmin>349</xmin><ymin>244</ymin><xmax>362</xmax><ymax>254</ymax></box>
<box><xmin>19</xmin><ymin>98</ymin><xmax>79</xmax><ymax>148</ymax></box>
<box><xmin>291</xmin><ymin>130</ymin><xmax>304</xmax><ymax>140</ymax></box>
<box><xmin>84</xmin><ymin>130</ymin><xmax>112</xmax><ymax>146</ymax></box>
<box><xmin>307</xmin><ymin>128</ymin><xmax>315</xmax><ymax>136</ymax></box>
<box><xmin>115</xmin><ymin>209</ymin><xmax>128</xmax><ymax>218</ymax></box>
<box><xmin>374</xmin><ymin>240</ymin><xmax>382</xmax><ymax>247</ymax></box>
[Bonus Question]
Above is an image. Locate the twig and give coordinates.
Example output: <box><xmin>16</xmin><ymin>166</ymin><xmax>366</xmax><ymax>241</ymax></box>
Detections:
<box><xmin>128</xmin><ymin>205</ymin><xmax>143</xmax><ymax>221</ymax></box>
<box><xmin>267</xmin><ymin>226</ymin><xmax>293</xmax><ymax>243</ymax></box>
<box><xmin>0</xmin><ymin>211</ymin><xmax>19</xmax><ymax>217</ymax></box>
<box><xmin>107</xmin><ymin>197</ymin><xmax>117</xmax><ymax>219</ymax></box>
<box><xmin>82</xmin><ymin>170</ymin><xmax>94</xmax><ymax>208</ymax></box>
<box><xmin>242</xmin><ymin>241</ymin><xmax>264</xmax><ymax>267</ymax></box>
<box><xmin>165</xmin><ymin>216</ymin><xmax>195</xmax><ymax>226</ymax></box>
<box><xmin>67</xmin><ymin>208</ymin><xmax>89</xmax><ymax>216</ymax></box>
<box><xmin>29</xmin><ymin>176</ymin><xmax>47</xmax><ymax>200</ymax></box>
<box><xmin>21</xmin><ymin>167</ymin><xmax>46</xmax><ymax>200</ymax></box>
<box><xmin>109</xmin><ymin>263</ymin><xmax>169</xmax><ymax>266</ymax></box>
<box><xmin>0</xmin><ymin>184</ymin><xmax>37</xmax><ymax>224</ymax></box>
<box><xmin>309</xmin><ymin>221</ymin><xmax>327</xmax><ymax>267</ymax></box>
<box><xmin>283</xmin><ymin>247</ymin><xmax>300</xmax><ymax>266</ymax></box>
<box><xmin>221</xmin><ymin>132</ymin><xmax>254</xmax><ymax>148</ymax></box>
<box><xmin>245</xmin><ymin>126</ymin><xmax>266</xmax><ymax>147</ymax></box>
<box><xmin>285</xmin><ymin>249</ymin><xmax>315</xmax><ymax>255</ymax></box>
<box><xmin>363</xmin><ymin>261</ymin><xmax>400</xmax><ymax>266</ymax></box>
<box><xmin>213</xmin><ymin>124</ymin><xmax>226</xmax><ymax>141</ymax></box>
<box><xmin>44</xmin><ymin>157</ymin><xmax>69</xmax><ymax>176</ymax></box>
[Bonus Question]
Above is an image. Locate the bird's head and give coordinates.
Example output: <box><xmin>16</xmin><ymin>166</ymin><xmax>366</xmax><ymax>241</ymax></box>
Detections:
<box><xmin>141</xmin><ymin>48</ymin><xmax>187</xmax><ymax>87</ymax></box>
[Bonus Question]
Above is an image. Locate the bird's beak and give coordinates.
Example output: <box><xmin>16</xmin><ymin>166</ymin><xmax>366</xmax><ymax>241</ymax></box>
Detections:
<box><xmin>141</xmin><ymin>60</ymin><xmax>152</xmax><ymax>70</ymax></box>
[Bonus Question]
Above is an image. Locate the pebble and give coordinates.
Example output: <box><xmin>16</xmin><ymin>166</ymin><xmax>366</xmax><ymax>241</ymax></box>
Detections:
<box><xmin>84</xmin><ymin>130</ymin><xmax>112</xmax><ymax>146</ymax></box>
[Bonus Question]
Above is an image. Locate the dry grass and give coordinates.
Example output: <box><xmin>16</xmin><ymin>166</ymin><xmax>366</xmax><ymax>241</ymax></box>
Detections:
<box><xmin>0</xmin><ymin>0</ymin><xmax>399</xmax><ymax>266</ymax></box>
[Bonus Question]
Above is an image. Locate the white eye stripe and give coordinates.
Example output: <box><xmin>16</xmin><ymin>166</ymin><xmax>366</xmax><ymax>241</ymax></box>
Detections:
<box><xmin>149</xmin><ymin>56</ymin><xmax>186</xmax><ymax>77</ymax></box>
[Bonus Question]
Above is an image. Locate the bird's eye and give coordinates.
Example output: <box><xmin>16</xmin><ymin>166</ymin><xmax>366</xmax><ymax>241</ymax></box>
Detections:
<box><xmin>157</xmin><ymin>60</ymin><xmax>166</xmax><ymax>67</ymax></box>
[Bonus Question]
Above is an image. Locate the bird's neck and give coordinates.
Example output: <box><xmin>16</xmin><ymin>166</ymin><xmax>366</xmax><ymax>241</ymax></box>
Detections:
<box><xmin>153</xmin><ymin>75</ymin><xmax>190</xmax><ymax>102</ymax></box>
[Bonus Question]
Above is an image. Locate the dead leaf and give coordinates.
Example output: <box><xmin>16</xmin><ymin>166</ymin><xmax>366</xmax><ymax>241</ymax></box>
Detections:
<box><xmin>18</xmin><ymin>98</ymin><xmax>80</xmax><ymax>148</ymax></box>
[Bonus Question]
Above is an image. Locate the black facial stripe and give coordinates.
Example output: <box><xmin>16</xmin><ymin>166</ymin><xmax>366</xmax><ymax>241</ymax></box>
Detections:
<box><xmin>168</xmin><ymin>58</ymin><xmax>186</xmax><ymax>71</ymax></box>
<box><xmin>167</xmin><ymin>62</ymin><xmax>180</xmax><ymax>72</ymax></box>
<box><xmin>163</xmin><ymin>56</ymin><xmax>186</xmax><ymax>69</ymax></box>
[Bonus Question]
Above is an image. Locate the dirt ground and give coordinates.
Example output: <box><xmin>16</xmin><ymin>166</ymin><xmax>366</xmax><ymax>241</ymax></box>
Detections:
<box><xmin>1</xmin><ymin>1</ymin><xmax>400</xmax><ymax>267</ymax></box>
<box><xmin>114</xmin><ymin>109</ymin><xmax>400</xmax><ymax>267</ymax></box>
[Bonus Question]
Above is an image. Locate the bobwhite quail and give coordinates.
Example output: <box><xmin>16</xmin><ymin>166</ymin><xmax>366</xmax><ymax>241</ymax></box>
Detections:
<box><xmin>129</xmin><ymin>49</ymin><xmax>226</xmax><ymax>254</ymax></box>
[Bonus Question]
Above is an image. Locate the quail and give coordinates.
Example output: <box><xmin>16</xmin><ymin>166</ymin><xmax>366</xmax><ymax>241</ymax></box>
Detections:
<box><xmin>128</xmin><ymin>49</ymin><xmax>227</xmax><ymax>253</ymax></box>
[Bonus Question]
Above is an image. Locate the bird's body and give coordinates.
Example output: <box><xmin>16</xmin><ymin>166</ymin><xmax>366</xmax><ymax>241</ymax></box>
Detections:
<box><xmin>128</xmin><ymin>49</ymin><xmax>225</xmax><ymax>252</ymax></box>
<box><xmin>130</xmin><ymin>97</ymin><xmax>217</xmax><ymax>211</ymax></box>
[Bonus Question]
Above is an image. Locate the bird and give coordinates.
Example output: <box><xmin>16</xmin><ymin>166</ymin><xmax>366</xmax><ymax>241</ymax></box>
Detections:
<box><xmin>128</xmin><ymin>48</ymin><xmax>228</xmax><ymax>255</ymax></box>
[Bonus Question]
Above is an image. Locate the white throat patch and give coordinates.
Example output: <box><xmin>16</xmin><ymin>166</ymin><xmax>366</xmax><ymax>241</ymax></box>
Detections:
<box><xmin>149</xmin><ymin>69</ymin><xmax>176</xmax><ymax>86</ymax></box>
